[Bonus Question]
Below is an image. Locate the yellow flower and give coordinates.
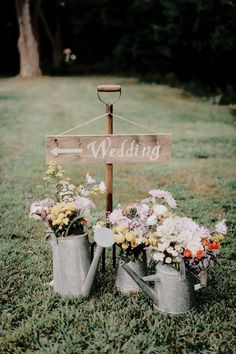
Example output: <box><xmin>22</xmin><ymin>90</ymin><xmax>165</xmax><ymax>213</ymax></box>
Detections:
<box><xmin>92</xmin><ymin>186</ymin><xmax>100</xmax><ymax>194</ymax></box>
<box><xmin>141</xmin><ymin>237</ymin><xmax>149</xmax><ymax>245</ymax></box>
<box><xmin>63</xmin><ymin>217</ymin><xmax>69</xmax><ymax>225</ymax></box>
<box><xmin>115</xmin><ymin>233</ymin><xmax>125</xmax><ymax>244</ymax></box>
<box><xmin>125</xmin><ymin>232</ymin><xmax>136</xmax><ymax>242</ymax></box>
<box><xmin>45</xmin><ymin>162</ymin><xmax>64</xmax><ymax>178</ymax></box>
<box><xmin>113</xmin><ymin>226</ymin><xmax>127</xmax><ymax>234</ymax></box>
<box><xmin>56</xmin><ymin>172</ymin><xmax>63</xmax><ymax>178</ymax></box>
<box><xmin>148</xmin><ymin>237</ymin><xmax>158</xmax><ymax>246</ymax></box>
<box><xmin>130</xmin><ymin>239</ymin><xmax>137</xmax><ymax>248</ymax></box>
<box><xmin>212</xmin><ymin>233</ymin><xmax>224</xmax><ymax>241</ymax></box>
<box><xmin>121</xmin><ymin>242</ymin><xmax>129</xmax><ymax>250</ymax></box>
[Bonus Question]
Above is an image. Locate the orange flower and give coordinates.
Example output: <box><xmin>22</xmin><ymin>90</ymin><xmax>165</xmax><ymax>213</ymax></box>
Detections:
<box><xmin>208</xmin><ymin>240</ymin><xmax>221</xmax><ymax>251</ymax></box>
<box><xmin>195</xmin><ymin>250</ymin><xmax>205</xmax><ymax>260</ymax></box>
<box><xmin>81</xmin><ymin>218</ymin><xmax>88</xmax><ymax>225</ymax></box>
<box><xmin>183</xmin><ymin>249</ymin><xmax>192</xmax><ymax>258</ymax></box>
<box><xmin>202</xmin><ymin>238</ymin><xmax>209</xmax><ymax>247</ymax></box>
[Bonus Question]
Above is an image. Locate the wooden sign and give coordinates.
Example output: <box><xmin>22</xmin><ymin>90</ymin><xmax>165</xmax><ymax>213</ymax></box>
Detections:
<box><xmin>46</xmin><ymin>134</ymin><xmax>172</xmax><ymax>164</ymax></box>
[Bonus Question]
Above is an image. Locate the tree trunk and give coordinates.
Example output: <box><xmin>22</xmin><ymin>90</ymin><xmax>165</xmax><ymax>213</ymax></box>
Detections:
<box><xmin>38</xmin><ymin>1</ymin><xmax>62</xmax><ymax>69</ymax></box>
<box><xmin>16</xmin><ymin>0</ymin><xmax>41</xmax><ymax>78</ymax></box>
<box><xmin>52</xmin><ymin>28</ymin><xmax>62</xmax><ymax>69</ymax></box>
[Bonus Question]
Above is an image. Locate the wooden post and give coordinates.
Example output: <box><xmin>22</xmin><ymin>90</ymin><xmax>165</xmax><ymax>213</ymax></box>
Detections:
<box><xmin>105</xmin><ymin>103</ymin><xmax>115</xmax><ymax>269</ymax></box>
<box><xmin>97</xmin><ymin>85</ymin><xmax>121</xmax><ymax>270</ymax></box>
<box><xmin>105</xmin><ymin>103</ymin><xmax>113</xmax><ymax>214</ymax></box>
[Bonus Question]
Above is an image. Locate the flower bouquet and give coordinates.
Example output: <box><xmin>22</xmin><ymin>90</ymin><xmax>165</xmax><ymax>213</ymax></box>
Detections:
<box><xmin>108</xmin><ymin>189</ymin><xmax>177</xmax><ymax>261</ymax></box>
<box><xmin>149</xmin><ymin>215</ymin><xmax>227</xmax><ymax>286</ymax></box>
<box><xmin>30</xmin><ymin>162</ymin><xmax>106</xmax><ymax>238</ymax></box>
<box><xmin>104</xmin><ymin>189</ymin><xmax>178</xmax><ymax>293</ymax></box>
<box><xmin>29</xmin><ymin>162</ymin><xmax>106</xmax><ymax>297</ymax></box>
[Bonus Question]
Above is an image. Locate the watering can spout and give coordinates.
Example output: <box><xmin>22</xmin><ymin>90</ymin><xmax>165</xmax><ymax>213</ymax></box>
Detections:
<box><xmin>81</xmin><ymin>227</ymin><xmax>116</xmax><ymax>297</ymax></box>
<box><xmin>81</xmin><ymin>245</ymin><xmax>103</xmax><ymax>297</ymax></box>
<box><xmin>121</xmin><ymin>261</ymin><xmax>160</xmax><ymax>307</ymax></box>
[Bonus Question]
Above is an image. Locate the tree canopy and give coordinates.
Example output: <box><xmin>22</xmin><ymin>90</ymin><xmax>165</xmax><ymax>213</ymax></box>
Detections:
<box><xmin>1</xmin><ymin>0</ymin><xmax>236</xmax><ymax>89</ymax></box>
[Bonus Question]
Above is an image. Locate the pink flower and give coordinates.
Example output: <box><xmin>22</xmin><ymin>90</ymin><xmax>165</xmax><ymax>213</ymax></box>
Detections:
<box><xmin>29</xmin><ymin>198</ymin><xmax>54</xmax><ymax>229</ymax></box>
<box><xmin>74</xmin><ymin>196</ymin><xmax>95</xmax><ymax>215</ymax></box>
<box><xmin>29</xmin><ymin>198</ymin><xmax>54</xmax><ymax>220</ymax></box>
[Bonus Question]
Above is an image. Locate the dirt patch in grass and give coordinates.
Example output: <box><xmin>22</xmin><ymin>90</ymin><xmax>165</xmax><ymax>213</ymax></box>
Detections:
<box><xmin>188</xmin><ymin>177</ymin><xmax>218</xmax><ymax>196</ymax></box>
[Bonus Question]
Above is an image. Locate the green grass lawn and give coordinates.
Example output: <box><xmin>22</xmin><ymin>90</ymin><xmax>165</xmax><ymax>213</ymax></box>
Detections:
<box><xmin>0</xmin><ymin>76</ymin><xmax>235</xmax><ymax>354</ymax></box>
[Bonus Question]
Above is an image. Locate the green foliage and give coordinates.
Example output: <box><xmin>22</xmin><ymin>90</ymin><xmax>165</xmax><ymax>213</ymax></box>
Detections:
<box><xmin>1</xmin><ymin>0</ymin><xmax>236</xmax><ymax>96</ymax></box>
<box><xmin>0</xmin><ymin>77</ymin><xmax>236</xmax><ymax>353</ymax></box>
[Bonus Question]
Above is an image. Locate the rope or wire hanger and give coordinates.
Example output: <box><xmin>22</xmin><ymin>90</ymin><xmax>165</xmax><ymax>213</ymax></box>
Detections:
<box><xmin>112</xmin><ymin>113</ymin><xmax>158</xmax><ymax>133</ymax></box>
<box><xmin>57</xmin><ymin>112</ymin><xmax>158</xmax><ymax>136</ymax></box>
<box><xmin>57</xmin><ymin>113</ymin><xmax>107</xmax><ymax>135</ymax></box>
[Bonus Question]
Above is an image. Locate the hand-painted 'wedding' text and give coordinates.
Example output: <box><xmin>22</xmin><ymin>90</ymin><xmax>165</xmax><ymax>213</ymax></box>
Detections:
<box><xmin>46</xmin><ymin>134</ymin><xmax>172</xmax><ymax>165</ymax></box>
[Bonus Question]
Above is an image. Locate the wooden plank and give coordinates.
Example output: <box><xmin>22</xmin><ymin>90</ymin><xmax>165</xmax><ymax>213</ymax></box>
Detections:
<box><xmin>46</xmin><ymin>134</ymin><xmax>172</xmax><ymax>165</ymax></box>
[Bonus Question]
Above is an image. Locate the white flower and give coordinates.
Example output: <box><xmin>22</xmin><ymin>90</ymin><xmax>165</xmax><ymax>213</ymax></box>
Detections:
<box><xmin>166</xmin><ymin>247</ymin><xmax>178</xmax><ymax>257</ymax></box>
<box><xmin>79</xmin><ymin>187</ymin><xmax>90</xmax><ymax>197</ymax></box>
<box><xmin>99</xmin><ymin>181</ymin><xmax>106</xmax><ymax>193</ymax></box>
<box><xmin>59</xmin><ymin>181</ymin><xmax>76</xmax><ymax>202</ymax></box>
<box><xmin>186</xmin><ymin>239</ymin><xmax>204</xmax><ymax>256</ymax></box>
<box><xmin>158</xmin><ymin>243</ymin><xmax>168</xmax><ymax>252</ymax></box>
<box><xmin>175</xmin><ymin>244</ymin><xmax>182</xmax><ymax>252</ymax></box>
<box><xmin>165</xmin><ymin>257</ymin><xmax>172</xmax><ymax>264</ymax></box>
<box><xmin>119</xmin><ymin>218</ymin><xmax>130</xmax><ymax>228</ymax></box>
<box><xmin>149</xmin><ymin>189</ymin><xmax>177</xmax><ymax>208</ymax></box>
<box><xmin>63</xmin><ymin>48</ymin><xmax>71</xmax><ymax>55</ymax></box>
<box><xmin>198</xmin><ymin>226</ymin><xmax>211</xmax><ymax>238</ymax></box>
<box><xmin>153</xmin><ymin>252</ymin><xmax>164</xmax><ymax>262</ymax></box>
<box><xmin>166</xmin><ymin>246</ymin><xmax>174</xmax><ymax>254</ymax></box>
<box><xmin>153</xmin><ymin>204</ymin><xmax>168</xmax><ymax>216</ymax></box>
<box><xmin>136</xmin><ymin>235</ymin><xmax>144</xmax><ymax>245</ymax></box>
<box><xmin>215</xmin><ymin>219</ymin><xmax>227</xmax><ymax>235</ymax></box>
<box><xmin>109</xmin><ymin>209</ymin><xmax>124</xmax><ymax>224</ymax></box>
<box><xmin>172</xmin><ymin>250</ymin><xmax>179</xmax><ymax>257</ymax></box>
<box><xmin>137</xmin><ymin>203</ymin><xmax>150</xmax><ymax>221</ymax></box>
<box><xmin>86</xmin><ymin>173</ymin><xmax>96</xmax><ymax>184</ymax></box>
<box><xmin>146</xmin><ymin>215</ymin><xmax>157</xmax><ymax>226</ymax></box>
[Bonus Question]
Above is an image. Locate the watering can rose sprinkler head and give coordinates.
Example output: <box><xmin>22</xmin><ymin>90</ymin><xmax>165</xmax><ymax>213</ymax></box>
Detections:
<box><xmin>94</xmin><ymin>227</ymin><xmax>116</xmax><ymax>248</ymax></box>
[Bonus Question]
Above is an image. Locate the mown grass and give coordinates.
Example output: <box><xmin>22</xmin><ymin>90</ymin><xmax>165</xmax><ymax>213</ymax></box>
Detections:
<box><xmin>0</xmin><ymin>76</ymin><xmax>236</xmax><ymax>354</ymax></box>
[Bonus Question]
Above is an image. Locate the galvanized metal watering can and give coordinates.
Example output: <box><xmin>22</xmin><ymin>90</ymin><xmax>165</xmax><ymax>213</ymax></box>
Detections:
<box><xmin>121</xmin><ymin>260</ymin><xmax>205</xmax><ymax>315</ymax></box>
<box><xmin>50</xmin><ymin>228</ymin><xmax>115</xmax><ymax>297</ymax></box>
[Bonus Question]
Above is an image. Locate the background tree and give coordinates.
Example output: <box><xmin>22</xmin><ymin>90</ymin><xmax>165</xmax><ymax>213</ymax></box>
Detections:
<box><xmin>39</xmin><ymin>0</ymin><xmax>63</xmax><ymax>70</ymax></box>
<box><xmin>15</xmin><ymin>0</ymin><xmax>41</xmax><ymax>78</ymax></box>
